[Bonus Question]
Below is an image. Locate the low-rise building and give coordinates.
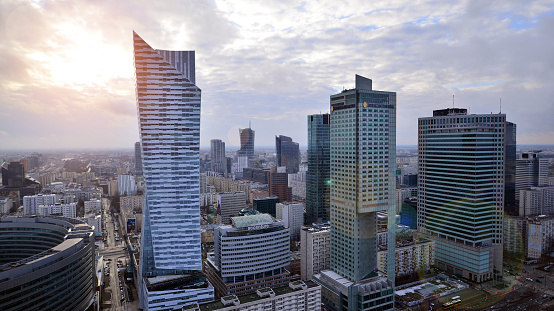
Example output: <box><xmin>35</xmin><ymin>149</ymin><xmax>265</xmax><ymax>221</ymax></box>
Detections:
<box><xmin>0</xmin><ymin>197</ymin><xmax>13</xmax><ymax>214</ymax></box>
<box><xmin>182</xmin><ymin>281</ymin><xmax>321</xmax><ymax>311</ymax></box>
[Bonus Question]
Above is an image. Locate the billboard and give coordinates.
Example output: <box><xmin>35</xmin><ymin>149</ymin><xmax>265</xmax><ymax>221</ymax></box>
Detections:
<box><xmin>127</xmin><ymin>218</ymin><xmax>136</xmax><ymax>234</ymax></box>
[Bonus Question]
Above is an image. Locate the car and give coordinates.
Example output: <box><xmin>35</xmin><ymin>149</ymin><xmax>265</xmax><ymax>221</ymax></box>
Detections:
<box><xmin>536</xmin><ymin>279</ymin><xmax>542</xmax><ymax>283</ymax></box>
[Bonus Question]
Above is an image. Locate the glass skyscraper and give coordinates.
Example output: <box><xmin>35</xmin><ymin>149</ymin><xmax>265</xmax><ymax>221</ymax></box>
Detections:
<box><xmin>134</xmin><ymin>31</ymin><xmax>213</xmax><ymax>310</ymax></box>
<box><xmin>238</xmin><ymin>126</ymin><xmax>255</xmax><ymax>168</ymax></box>
<box><xmin>276</xmin><ymin>135</ymin><xmax>300</xmax><ymax>174</ymax></box>
<box><xmin>315</xmin><ymin>75</ymin><xmax>396</xmax><ymax>311</ymax></box>
<box><xmin>418</xmin><ymin>108</ymin><xmax>511</xmax><ymax>283</ymax></box>
<box><xmin>306</xmin><ymin>113</ymin><xmax>330</xmax><ymax>223</ymax></box>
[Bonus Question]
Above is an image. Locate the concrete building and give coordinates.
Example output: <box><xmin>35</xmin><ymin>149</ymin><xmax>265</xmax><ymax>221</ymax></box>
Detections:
<box><xmin>519</xmin><ymin>186</ymin><xmax>554</xmax><ymax>216</ymax></box>
<box><xmin>216</xmin><ymin>192</ymin><xmax>247</xmax><ymax>225</ymax></box>
<box><xmin>418</xmin><ymin>108</ymin><xmax>510</xmax><ymax>283</ymax></box>
<box><xmin>288</xmin><ymin>171</ymin><xmax>306</xmax><ymax>199</ymax></box>
<box><xmin>306</xmin><ymin>113</ymin><xmax>331</xmax><ymax>223</ymax></box>
<box><xmin>526</xmin><ymin>215</ymin><xmax>554</xmax><ymax>259</ymax></box>
<box><xmin>120</xmin><ymin>195</ymin><xmax>144</xmax><ymax>213</ymax></box>
<box><xmin>0</xmin><ymin>197</ymin><xmax>13</xmax><ymax>214</ymax></box>
<box><xmin>0</xmin><ymin>216</ymin><xmax>95</xmax><ymax>311</ymax></box>
<box><xmin>276</xmin><ymin>202</ymin><xmax>304</xmax><ymax>240</ymax></box>
<box><xmin>118</xmin><ymin>174</ymin><xmax>137</xmax><ymax>196</ymax></box>
<box><xmin>84</xmin><ymin>199</ymin><xmax>102</xmax><ymax>214</ymax></box>
<box><xmin>182</xmin><ymin>281</ymin><xmax>321</xmax><ymax>311</ymax></box>
<box><xmin>38</xmin><ymin>202</ymin><xmax>77</xmax><ymax>218</ymax></box>
<box><xmin>503</xmin><ymin>216</ymin><xmax>527</xmax><ymax>255</ymax></box>
<box><xmin>204</xmin><ymin>214</ymin><xmax>291</xmax><ymax>298</ymax></box>
<box><xmin>23</xmin><ymin>193</ymin><xmax>56</xmax><ymax>215</ymax></box>
<box><xmin>515</xmin><ymin>152</ymin><xmax>549</xmax><ymax>203</ymax></box>
<box><xmin>211</xmin><ymin>139</ymin><xmax>227</xmax><ymax>174</ymax></box>
<box><xmin>81</xmin><ymin>213</ymin><xmax>103</xmax><ymax>235</ymax></box>
<box><xmin>135</xmin><ymin>141</ymin><xmax>144</xmax><ymax>176</ymax></box>
<box><xmin>314</xmin><ymin>75</ymin><xmax>396</xmax><ymax>311</ymax></box>
<box><xmin>377</xmin><ymin>239</ymin><xmax>435</xmax><ymax>277</ymax></box>
<box><xmin>134</xmin><ymin>31</ymin><xmax>213</xmax><ymax>310</ymax></box>
<box><xmin>300</xmin><ymin>224</ymin><xmax>331</xmax><ymax>281</ymax></box>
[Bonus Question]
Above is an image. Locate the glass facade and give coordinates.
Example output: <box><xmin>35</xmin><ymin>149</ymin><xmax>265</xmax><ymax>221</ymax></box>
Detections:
<box><xmin>306</xmin><ymin>114</ymin><xmax>331</xmax><ymax>223</ymax></box>
<box><xmin>276</xmin><ymin>135</ymin><xmax>300</xmax><ymax>174</ymax></box>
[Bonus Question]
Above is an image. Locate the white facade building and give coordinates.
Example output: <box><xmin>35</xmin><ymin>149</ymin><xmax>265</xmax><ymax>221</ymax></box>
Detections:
<box><xmin>527</xmin><ymin>216</ymin><xmax>554</xmax><ymax>259</ymax></box>
<box><xmin>377</xmin><ymin>239</ymin><xmax>435</xmax><ymax>277</ymax></box>
<box><xmin>276</xmin><ymin>202</ymin><xmax>304</xmax><ymax>240</ymax></box>
<box><xmin>84</xmin><ymin>199</ymin><xmax>102</xmax><ymax>215</ymax></box>
<box><xmin>216</xmin><ymin>192</ymin><xmax>247</xmax><ymax>225</ymax></box>
<box><xmin>0</xmin><ymin>197</ymin><xmax>13</xmax><ymax>214</ymax></box>
<box><xmin>519</xmin><ymin>186</ymin><xmax>554</xmax><ymax>216</ymax></box>
<box><xmin>120</xmin><ymin>195</ymin><xmax>144</xmax><ymax>213</ymax></box>
<box><xmin>23</xmin><ymin>194</ymin><xmax>56</xmax><ymax>215</ymax></box>
<box><xmin>300</xmin><ymin>224</ymin><xmax>331</xmax><ymax>281</ymax></box>
<box><xmin>38</xmin><ymin>202</ymin><xmax>77</xmax><ymax>218</ymax></box>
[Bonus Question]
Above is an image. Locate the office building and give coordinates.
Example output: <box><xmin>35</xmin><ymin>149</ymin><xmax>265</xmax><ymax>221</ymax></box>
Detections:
<box><xmin>1</xmin><ymin>162</ymin><xmax>24</xmax><ymax>188</ymax></box>
<box><xmin>276</xmin><ymin>202</ymin><xmax>304</xmax><ymax>240</ymax></box>
<box><xmin>0</xmin><ymin>216</ymin><xmax>95</xmax><ymax>311</ymax></box>
<box><xmin>269</xmin><ymin>171</ymin><xmax>292</xmax><ymax>202</ymax></box>
<box><xmin>418</xmin><ymin>108</ymin><xmax>511</xmax><ymax>283</ymax></box>
<box><xmin>253</xmin><ymin>197</ymin><xmax>279</xmax><ymax>217</ymax></box>
<box><xmin>183</xmin><ymin>281</ymin><xmax>321</xmax><ymax>311</ymax></box>
<box><xmin>300</xmin><ymin>224</ymin><xmax>331</xmax><ymax>281</ymax></box>
<box><xmin>306</xmin><ymin>113</ymin><xmax>331</xmax><ymax>224</ymax></box>
<box><xmin>515</xmin><ymin>152</ymin><xmax>549</xmax><ymax>204</ymax></box>
<box><xmin>135</xmin><ymin>141</ymin><xmax>144</xmax><ymax>176</ymax></box>
<box><xmin>238</xmin><ymin>126</ymin><xmax>256</xmax><ymax>168</ymax></box>
<box><xmin>276</xmin><ymin>135</ymin><xmax>300</xmax><ymax>174</ymax></box>
<box><xmin>23</xmin><ymin>193</ymin><xmax>56</xmax><ymax>215</ymax></box>
<box><xmin>315</xmin><ymin>75</ymin><xmax>396</xmax><ymax>311</ymax></box>
<box><xmin>519</xmin><ymin>186</ymin><xmax>554</xmax><ymax>216</ymax></box>
<box><xmin>216</xmin><ymin>192</ymin><xmax>247</xmax><ymax>225</ymax></box>
<box><xmin>133</xmin><ymin>31</ymin><xmax>213</xmax><ymax>310</ymax></box>
<box><xmin>211</xmin><ymin>139</ymin><xmax>227</xmax><ymax>174</ymax></box>
<box><xmin>504</xmin><ymin>123</ymin><xmax>517</xmax><ymax>214</ymax></box>
<box><xmin>243</xmin><ymin>168</ymin><xmax>270</xmax><ymax>184</ymax></box>
<box><xmin>204</xmin><ymin>214</ymin><xmax>291</xmax><ymax>298</ymax></box>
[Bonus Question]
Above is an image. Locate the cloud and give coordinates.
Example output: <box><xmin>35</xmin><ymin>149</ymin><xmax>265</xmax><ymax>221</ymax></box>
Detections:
<box><xmin>0</xmin><ymin>0</ymin><xmax>553</xmax><ymax>150</ymax></box>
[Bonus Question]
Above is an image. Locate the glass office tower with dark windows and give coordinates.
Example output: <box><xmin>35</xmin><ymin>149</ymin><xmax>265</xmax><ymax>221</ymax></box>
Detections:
<box><xmin>135</xmin><ymin>141</ymin><xmax>143</xmax><ymax>176</ymax></box>
<box><xmin>276</xmin><ymin>135</ymin><xmax>300</xmax><ymax>174</ymax></box>
<box><xmin>133</xmin><ymin>31</ymin><xmax>213</xmax><ymax>311</ymax></box>
<box><xmin>418</xmin><ymin>108</ymin><xmax>512</xmax><ymax>283</ymax></box>
<box><xmin>315</xmin><ymin>75</ymin><xmax>396</xmax><ymax>311</ymax></box>
<box><xmin>306</xmin><ymin>113</ymin><xmax>330</xmax><ymax>223</ymax></box>
<box><xmin>238</xmin><ymin>126</ymin><xmax>256</xmax><ymax>168</ymax></box>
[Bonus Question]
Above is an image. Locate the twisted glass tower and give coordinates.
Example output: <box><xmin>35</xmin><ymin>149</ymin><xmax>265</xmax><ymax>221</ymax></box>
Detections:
<box><xmin>134</xmin><ymin>31</ymin><xmax>212</xmax><ymax>310</ymax></box>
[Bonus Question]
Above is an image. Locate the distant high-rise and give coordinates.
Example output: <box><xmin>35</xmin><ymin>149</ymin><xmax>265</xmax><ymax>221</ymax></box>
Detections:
<box><xmin>269</xmin><ymin>171</ymin><xmax>292</xmax><ymax>202</ymax></box>
<box><xmin>306</xmin><ymin>114</ymin><xmax>330</xmax><ymax>223</ymax></box>
<box><xmin>418</xmin><ymin>108</ymin><xmax>510</xmax><ymax>283</ymax></box>
<box><xmin>1</xmin><ymin>162</ymin><xmax>24</xmax><ymax>188</ymax></box>
<box><xmin>133</xmin><ymin>31</ymin><xmax>213</xmax><ymax>310</ymax></box>
<box><xmin>238</xmin><ymin>126</ymin><xmax>255</xmax><ymax>168</ymax></box>
<box><xmin>315</xmin><ymin>75</ymin><xmax>396</xmax><ymax>311</ymax></box>
<box><xmin>276</xmin><ymin>135</ymin><xmax>300</xmax><ymax>174</ymax></box>
<box><xmin>210</xmin><ymin>139</ymin><xmax>226</xmax><ymax>174</ymax></box>
<box><xmin>135</xmin><ymin>142</ymin><xmax>143</xmax><ymax>176</ymax></box>
<box><xmin>515</xmin><ymin>151</ymin><xmax>549</xmax><ymax>205</ymax></box>
<box><xmin>504</xmin><ymin>123</ymin><xmax>516</xmax><ymax>214</ymax></box>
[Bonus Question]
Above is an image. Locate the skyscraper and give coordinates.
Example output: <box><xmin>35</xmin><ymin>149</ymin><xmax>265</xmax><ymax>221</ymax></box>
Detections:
<box><xmin>315</xmin><ymin>75</ymin><xmax>396</xmax><ymax>311</ymax></box>
<box><xmin>306</xmin><ymin>113</ymin><xmax>330</xmax><ymax>223</ymax></box>
<box><xmin>515</xmin><ymin>151</ymin><xmax>549</xmax><ymax>204</ymax></box>
<box><xmin>418</xmin><ymin>108</ymin><xmax>510</xmax><ymax>283</ymax></box>
<box><xmin>135</xmin><ymin>141</ymin><xmax>143</xmax><ymax>176</ymax></box>
<box><xmin>238</xmin><ymin>126</ymin><xmax>255</xmax><ymax>168</ymax></box>
<box><xmin>210</xmin><ymin>139</ymin><xmax>226</xmax><ymax>174</ymax></box>
<box><xmin>276</xmin><ymin>135</ymin><xmax>300</xmax><ymax>174</ymax></box>
<box><xmin>133</xmin><ymin>31</ymin><xmax>213</xmax><ymax>310</ymax></box>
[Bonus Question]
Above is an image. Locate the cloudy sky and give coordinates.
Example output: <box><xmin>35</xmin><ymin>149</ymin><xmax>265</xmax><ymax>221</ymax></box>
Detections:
<box><xmin>1</xmin><ymin>0</ymin><xmax>553</xmax><ymax>150</ymax></box>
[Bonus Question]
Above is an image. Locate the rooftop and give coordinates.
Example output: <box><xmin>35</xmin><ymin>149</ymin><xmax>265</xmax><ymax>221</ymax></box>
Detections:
<box><xmin>231</xmin><ymin>214</ymin><xmax>274</xmax><ymax>228</ymax></box>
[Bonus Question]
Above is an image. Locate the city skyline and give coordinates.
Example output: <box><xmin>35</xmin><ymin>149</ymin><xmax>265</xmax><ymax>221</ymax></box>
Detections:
<box><xmin>1</xmin><ymin>0</ymin><xmax>554</xmax><ymax>150</ymax></box>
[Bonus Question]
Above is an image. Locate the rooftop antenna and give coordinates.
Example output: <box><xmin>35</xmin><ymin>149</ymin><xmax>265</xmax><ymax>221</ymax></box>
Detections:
<box><xmin>249</xmin><ymin>120</ymin><xmax>251</xmax><ymax>129</ymax></box>
<box><xmin>452</xmin><ymin>95</ymin><xmax>455</xmax><ymax>108</ymax></box>
<box><xmin>500</xmin><ymin>98</ymin><xmax>502</xmax><ymax>114</ymax></box>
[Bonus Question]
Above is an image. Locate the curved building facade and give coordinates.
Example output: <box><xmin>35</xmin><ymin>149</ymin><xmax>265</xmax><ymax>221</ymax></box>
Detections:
<box><xmin>0</xmin><ymin>216</ymin><xmax>95</xmax><ymax>311</ymax></box>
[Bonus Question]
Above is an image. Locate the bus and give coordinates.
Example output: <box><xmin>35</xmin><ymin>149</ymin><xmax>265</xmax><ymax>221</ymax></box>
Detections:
<box><xmin>443</xmin><ymin>299</ymin><xmax>462</xmax><ymax>309</ymax></box>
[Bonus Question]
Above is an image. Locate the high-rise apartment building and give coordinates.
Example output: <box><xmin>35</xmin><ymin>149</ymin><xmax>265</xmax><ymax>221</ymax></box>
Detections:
<box><xmin>306</xmin><ymin>113</ymin><xmax>331</xmax><ymax>223</ymax></box>
<box><xmin>276</xmin><ymin>202</ymin><xmax>304</xmax><ymax>240</ymax></box>
<box><xmin>238</xmin><ymin>126</ymin><xmax>255</xmax><ymax>168</ymax></box>
<box><xmin>515</xmin><ymin>152</ymin><xmax>549</xmax><ymax>204</ymax></box>
<box><xmin>135</xmin><ymin>141</ymin><xmax>144</xmax><ymax>176</ymax></box>
<box><xmin>133</xmin><ymin>31</ymin><xmax>213</xmax><ymax>310</ymax></box>
<box><xmin>300</xmin><ymin>224</ymin><xmax>331</xmax><ymax>281</ymax></box>
<box><xmin>23</xmin><ymin>193</ymin><xmax>56</xmax><ymax>215</ymax></box>
<box><xmin>418</xmin><ymin>108</ymin><xmax>511</xmax><ymax>283</ymax></box>
<box><xmin>210</xmin><ymin>139</ymin><xmax>227</xmax><ymax>174</ymax></box>
<box><xmin>315</xmin><ymin>75</ymin><xmax>396</xmax><ymax>311</ymax></box>
<box><xmin>276</xmin><ymin>135</ymin><xmax>300</xmax><ymax>174</ymax></box>
<box><xmin>519</xmin><ymin>186</ymin><xmax>554</xmax><ymax>216</ymax></box>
